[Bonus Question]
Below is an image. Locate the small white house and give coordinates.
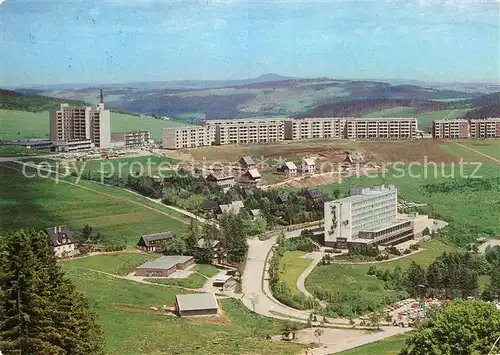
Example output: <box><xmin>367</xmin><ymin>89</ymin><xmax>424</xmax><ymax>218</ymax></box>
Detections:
<box><xmin>299</xmin><ymin>158</ymin><xmax>316</xmax><ymax>174</ymax></box>
<box><xmin>45</xmin><ymin>226</ymin><xmax>76</xmax><ymax>258</ymax></box>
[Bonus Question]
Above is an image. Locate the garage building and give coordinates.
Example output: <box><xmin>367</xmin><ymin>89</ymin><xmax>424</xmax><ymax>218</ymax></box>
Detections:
<box><xmin>134</xmin><ymin>255</ymin><xmax>194</xmax><ymax>277</ymax></box>
<box><xmin>175</xmin><ymin>293</ymin><xmax>219</xmax><ymax>317</ymax></box>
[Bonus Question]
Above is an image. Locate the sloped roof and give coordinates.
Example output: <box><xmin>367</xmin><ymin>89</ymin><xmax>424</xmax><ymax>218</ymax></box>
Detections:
<box><xmin>306</xmin><ymin>188</ymin><xmax>323</xmax><ymax>198</ymax></box>
<box><xmin>138</xmin><ymin>232</ymin><xmax>173</xmax><ymax>247</ymax></box>
<box><xmin>136</xmin><ymin>255</ymin><xmax>193</xmax><ymax>270</ymax></box>
<box><xmin>277</xmin><ymin>195</ymin><xmax>289</xmax><ymax>203</ymax></box>
<box><xmin>284</xmin><ymin>162</ymin><xmax>297</xmax><ymax>170</ymax></box>
<box><xmin>206</xmin><ymin>172</ymin><xmax>234</xmax><ymax>181</ymax></box>
<box><xmin>45</xmin><ymin>226</ymin><xmax>74</xmax><ymax>247</ymax></box>
<box><xmin>232</xmin><ymin>200</ymin><xmax>244</xmax><ymax>208</ymax></box>
<box><xmin>245</xmin><ymin>168</ymin><xmax>261</xmax><ymax>179</ymax></box>
<box><xmin>202</xmin><ymin>200</ymin><xmax>219</xmax><ymax>210</ymax></box>
<box><xmin>303</xmin><ymin>158</ymin><xmax>316</xmax><ymax>166</ymax></box>
<box><xmin>176</xmin><ymin>293</ymin><xmax>219</xmax><ymax>312</ymax></box>
<box><xmin>250</xmin><ymin>209</ymin><xmax>261</xmax><ymax>216</ymax></box>
<box><xmin>197</xmin><ymin>238</ymin><xmax>220</xmax><ymax>248</ymax></box>
<box><xmin>240</xmin><ymin>156</ymin><xmax>255</xmax><ymax>166</ymax></box>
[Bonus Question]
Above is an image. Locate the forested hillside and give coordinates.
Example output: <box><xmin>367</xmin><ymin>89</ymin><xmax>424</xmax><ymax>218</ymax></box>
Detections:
<box><xmin>0</xmin><ymin>89</ymin><xmax>87</xmax><ymax>112</ymax></box>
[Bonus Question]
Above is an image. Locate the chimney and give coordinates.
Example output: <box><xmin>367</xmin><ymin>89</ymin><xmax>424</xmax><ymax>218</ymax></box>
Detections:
<box><xmin>100</xmin><ymin>89</ymin><xmax>104</xmax><ymax>104</ymax></box>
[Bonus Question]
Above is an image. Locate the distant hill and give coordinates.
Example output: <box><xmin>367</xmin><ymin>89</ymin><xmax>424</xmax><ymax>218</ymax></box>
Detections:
<box><xmin>39</xmin><ymin>78</ymin><xmax>479</xmax><ymax>119</ymax></box>
<box><xmin>0</xmin><ymin>89</ymin><xmax>87</xmax><ymax>112</ymax></box>
<box><xmin>296</xmin><ymin>99</ymin><xmax>448</xmax><ymax>118</ymax></box>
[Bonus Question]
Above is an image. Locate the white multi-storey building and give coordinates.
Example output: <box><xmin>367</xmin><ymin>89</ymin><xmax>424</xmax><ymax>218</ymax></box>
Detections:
<box><xmin>50</xmin><ymin>101</ymin><xmax>111</xmax><ymax>149</ymax></box>
<box><xmin>162</xmin><ymin>125</ymin><xmax>213</xmax><ymax>149</ymax></box>
<box><xmin>345</xmin><ymin>118</ymin><xmax>417</xmax><ymax>139</ymax></box>
<box><xmin>324</xmin><ymin>185</ymin><xmax>414</xmax><ymax>248</ymax></box>
<box><xmin>283</xmin><ymin>118</ymin><xmax>346</xmax><ymax>140</ymax></box>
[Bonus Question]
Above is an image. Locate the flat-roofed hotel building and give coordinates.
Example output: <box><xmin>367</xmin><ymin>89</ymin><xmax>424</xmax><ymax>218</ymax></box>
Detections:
<box><xmin>324</xmin><ymin>185</ymin><xmax>414</xmax><ymax>248</ymax></box>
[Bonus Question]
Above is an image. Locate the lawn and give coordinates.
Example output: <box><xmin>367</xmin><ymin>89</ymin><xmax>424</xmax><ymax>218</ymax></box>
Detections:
<box><xmin>72</xmin><ymin>155</ymin><xmax>180</xmax><ymax>181</ymax></box>
<box><xmin>305</xmin><ymin>241</ymin><xmax>456</xmax><ymax>316</ymax></box>
<box><xmin>0</xmin><ymin>164</ymin><xmax>189</xmax><ymax>247</ymax></box>
<box><xmin>0</xmin><ymin>145</ymin><xmax>42</xmax><ymax>157</ymax></box>
<box><xmin>0</xmin><ymin>109</ymin><xmax>186</xmax><ymax>141</ymax></box>
<box><xmin>335</xmin><ymin>333</ymin><xmax>408</xmax><ymax>355</ymax></box>
<box><xmin>63</xmin><ymin>253</ymin><xmax>159</xmax><ymax>276</ymax></box>
<box><xmin>279</xmin><ymin>251</ymin><xmax>313</xmax><ymax>295</ymax></box>
<box><xmin>146</xmin><ymin>264</ymin><xmax>220</xmax><ymax>288</ymax></box>
<box><xmin>146</xmin><ymin>273</ymin><xmax>208</xmax><ymax>289</ymax></box>
<box><xmin>194</xmin><ymin>264</ymin><xmax>219</xmax><ymax>278</ymax></box>
<box><xmin>62</xmin><ymin>266</ymin><xmax>304</xmax><ymax>355</ymax></box>
<box><xmin>454</xmin><ymin>139</ymin><xmax>500</xmax><ymax>161</ymax></box>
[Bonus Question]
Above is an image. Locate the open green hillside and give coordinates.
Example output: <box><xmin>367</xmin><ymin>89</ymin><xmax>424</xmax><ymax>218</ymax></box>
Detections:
<box><xmin>0</xmin><ymin>163</ymin><xmax>189</xmax><ymax>246</ymax></box>
<box><xmin>59</xmin><ymin>266</ymin><xmax>304</xmax><ymax>355</ymax></box>
<box><xmin>0</xmin><ymin>109</ymin><xmax>185</xmax><ymax>140</ymax></box>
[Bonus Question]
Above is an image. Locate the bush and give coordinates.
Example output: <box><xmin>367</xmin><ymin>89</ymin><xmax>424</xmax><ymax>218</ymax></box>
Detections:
<box><xmin>409</xmin><ymin>243</ymin><xmax>420</xmax><ymax>251</ymax></box>
<box><xmin>403</xmin><ymin>249</ymin><xmax>412</xmax><ymax>255</ymax></box>
<box><xmin>385</xmin><ymin>246</ymin><xmax>402</xmax><ymax>256</ymax></box>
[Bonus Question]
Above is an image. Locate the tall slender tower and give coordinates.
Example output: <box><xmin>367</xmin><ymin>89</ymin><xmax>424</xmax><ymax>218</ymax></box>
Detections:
<box><xmin>100</xmin><ymin>88</ymin><xmax>104</xmax><ymax>104</ymax></box>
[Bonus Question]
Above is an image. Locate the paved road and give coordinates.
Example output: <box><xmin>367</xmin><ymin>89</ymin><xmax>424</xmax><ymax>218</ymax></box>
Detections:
<box><xmin>296</xmin><ymin>252</ymin><xmax>323</xmax><ymax>301</ymax></box>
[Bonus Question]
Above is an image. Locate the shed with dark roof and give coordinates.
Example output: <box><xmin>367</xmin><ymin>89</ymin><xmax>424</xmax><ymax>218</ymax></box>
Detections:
<box><xmin>137</xmin><ymin>232</ymin><xmax>173</xmax><ymax>252</ymax></box>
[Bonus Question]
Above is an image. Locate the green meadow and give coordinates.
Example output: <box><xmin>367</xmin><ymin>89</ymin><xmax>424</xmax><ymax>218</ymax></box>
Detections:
<box><xmin>0</xmin><ymin>164</ymin><xmax>189</xmax><ymax>247</ymax></box>
<box><xmin>0</xmin><ymin>109</ymin><xmax>186</xmax><ymax>141</ymax></box>
<box><xmin>60</xmin><ymin>266</ymin><xmax>305</xmax><ymax>355</ymax></box>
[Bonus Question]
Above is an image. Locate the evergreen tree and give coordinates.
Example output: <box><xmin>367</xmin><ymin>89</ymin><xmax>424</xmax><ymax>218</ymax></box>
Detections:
<box><xmin>184</xmin><ymin>219</ymin><xmax>201</xmax><ymax>253</ymax></box>
<box><xmin>404</xmin><ymin>262</ymin><xmax>427</xmax><ymax>297</ymax></box>
<box><xmin>485</xmin><ymin>264</ymin><xmax>500</xmax><ymax>299</ymax></box>
<box><xmin>0</xmin><ymin>229</ymin><xmax>103</xmax><ymax>355</ymax></box>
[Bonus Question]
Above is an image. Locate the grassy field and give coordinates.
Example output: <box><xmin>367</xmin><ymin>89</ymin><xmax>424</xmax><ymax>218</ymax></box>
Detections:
<box><xmin>146</xmin><ymin>264</ymin><xmax>219</xmax><ymax>288</ymax></box>
<box><xmin>320</xmin><ymin>163</ymin><xmax>500</xmax><ymax>243</ymax></box>
<box><xmin>454</xmin><ymin>140</ymin><xmax>500</xmax><ymax>160</ymax></box>
<box><xmin>187</xmin><ymin>138</ymin><xmax>461</xmax><ymax>164</ymax></box>
<box><xmin>279</xmin><ymin>251</ymin><xmax>313</xmax><ymax>295</ymax></box>
<box><xmin>0</xmin><ymin>164</ymin><xmax>189</xmax><ymax>247</ymax></box>
<box><xmin>61</xmin><ymin>266</ymin><xmax>304</xmax><ymax>355</ymax></box>
<box><xmin>0</xmin><ymin>109</ymin><xmax>186</xmax><ymax>141</ymax></box>
<box><xmin>335</xmin><ymin>333</ymin><xmax>408</xmax><ymax>355</ymax></box>
<box><xmin>305</xmin><ymin>241</ymin><xmax>456</xmax><ymax>316</ymax></box>
<box><xmin>146</xmin><ymin>273</ymin><xmax>208</xmax><ymax>289</ymax></box>
<box><xmin>194</xmin><ymin>264</ymin><xmax>219</xmax><ymax>278</ymax></box>
<box><xmin>63</xmin><ymin>253</ymin><xmax>159</xmax><ymax>276</ymax></box>
<box><xmin>0</xmin><ymin>145</ymin><xmax>42</xmax><ymax>157</ymax></box>
<box><xmin>71</xmin><ymin>155</ymin><xmax>180</xmax><ymax>180</ymax></box>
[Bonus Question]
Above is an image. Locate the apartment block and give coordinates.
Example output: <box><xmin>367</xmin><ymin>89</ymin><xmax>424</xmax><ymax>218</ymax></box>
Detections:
<box><xmin>111</xmin><ymin>131</ymin><xmax>151</xmax><ymax>147</ymax></box>
<box><xmin>161</xmin><ymin>117</ymin><xmax>420</xmax><ymax>149</ymax></box>
<box><xmin>49</xmin><ymin>102</ymin><xmax>111</xmax><ymax>148</ymax></box>
<box><xmin>432</xmin><ymin>119</ymin><xmax>469</xmax><ymax>139</ymax></box>
<box><xmin>283</xmin><ymin>118</ymin><xmax>346</xmax><ymax>140</ymax></box>
<box><xmin>324</xmin><ymin>185</ymin><xmax>414</xmax><ymax>248</ymax></box>
<box><xmin>201</xmin><ymin>119</ymin><xmax>284</xmax><ymax>145</ymax></box>
<box><xmin>162</xmin><ymin>126</ymin><xmax>212</xmax><ymax>149</ymax></box>
<box><xmin>469</xmin><ymin>118</ymin><xmax>500</xmax><ymax>138</ymax></box>
<box><xmin>344</xmin><ymin>118</ymin><xmax>417</xmax><ymax>139</ymax></box>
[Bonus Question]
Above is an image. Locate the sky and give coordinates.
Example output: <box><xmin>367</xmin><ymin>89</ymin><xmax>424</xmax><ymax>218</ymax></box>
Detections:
<box><xmin>0</xmin><ymin>0</ymin><xmax>499</xmax><ymax>86</ymax></box>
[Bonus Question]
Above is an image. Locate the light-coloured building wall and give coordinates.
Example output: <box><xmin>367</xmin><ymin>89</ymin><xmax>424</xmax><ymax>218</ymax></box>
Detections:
<box><xmin>283</xmin><ymin>118</ymin><xmax>346</xmax><ymax>140</ymax></box>
<box><xmin>345</xmin><ymin>118</ymin><xmax>417</xmax><ymax>139</ymax></box>
<box><xmin>324</xmin><ymin>185</ymin><xmax>398</xmax><ymax>244</ymax></box>
<box><xmin>432</xmin><ymin>119</ymin><xmax>469</xmax><ymax>139</ymax></box>
<box><xmin>162</xmin><ymin>126</ymin><xmax>212</xmax><ymax>149</ymax></box>
<box><xmin>50</xmin><ymin>103</ymin><xmax>111</xmax><ymax>148</ymax></box>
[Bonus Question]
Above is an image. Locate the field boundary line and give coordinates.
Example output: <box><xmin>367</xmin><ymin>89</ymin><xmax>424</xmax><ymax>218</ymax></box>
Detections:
<box><xmin>0</xmin><ymin>162</ymin><xmax>190</xmax><ymax>225</ymax></box>
<box><xmin>449</xmin><ymin>141</ymin><xmax>500</xmax><ymax>165</ymax></box>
